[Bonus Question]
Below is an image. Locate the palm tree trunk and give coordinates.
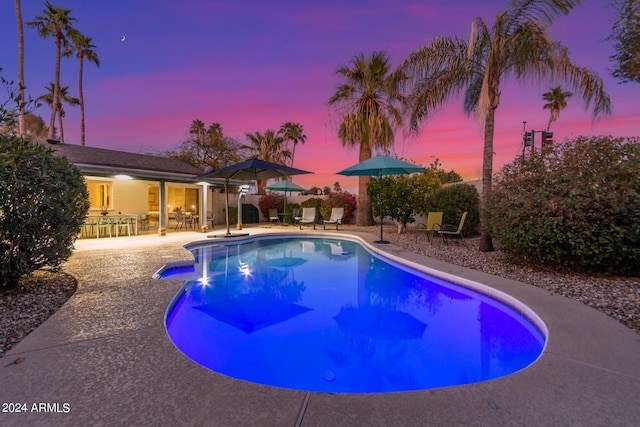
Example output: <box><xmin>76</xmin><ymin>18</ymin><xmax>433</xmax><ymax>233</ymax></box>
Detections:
<box><xmin>14</xmin><ymin>0</ymin><xmax>25</xmax><ymax>136</ymax></box>
<box><xmin>49</xmin><ymin>35</ymin><xmax>61</xmax><ymax>139</ymax></box>
<box><xmin>356</xmin><ymin>143</ymin><xmax>374</xmax><ymax>226</ymax></box>
<box><xmin>479</xmin><ymin>108</ymin><xmax>496</xmax><ymax>252</ymax></box>
<box><xmin>79</xmin><ymin>54</ymin><xmax>85</xmax><ymax>145</ymax></box>
<box><xmin>58</xmin><ymin>106</ymin><xmax>64</xmax><ymax>143</ymax></box>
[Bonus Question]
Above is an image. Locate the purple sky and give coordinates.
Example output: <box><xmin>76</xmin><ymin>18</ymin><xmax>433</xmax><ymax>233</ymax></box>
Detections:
<box><xmin>2</xmin><ymin>0</ymin><xmax>638</xmax><ymax>192</ymax></box>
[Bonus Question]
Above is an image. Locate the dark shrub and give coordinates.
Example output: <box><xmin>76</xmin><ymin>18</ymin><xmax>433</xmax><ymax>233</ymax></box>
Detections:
<box><xmin>425</xmin><ymin>183</ymin><xmax>480</xmax><ymax>235</ymax></box>
<box><xmin>486</xmin><ymin>135</ymin><xmax>640</xmax><ymax>275</ymax></box>
<box><xmin>0</xmin><ymin>136</ymin><xmax>89</xmax><ymax>288</ymax></box>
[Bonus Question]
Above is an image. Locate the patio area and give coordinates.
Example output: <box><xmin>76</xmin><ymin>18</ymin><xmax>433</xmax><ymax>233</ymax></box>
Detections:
<box><xmin>1</xmin><ymin>227</ymin><xmax>639</xmax><ymax>425</ymax></box>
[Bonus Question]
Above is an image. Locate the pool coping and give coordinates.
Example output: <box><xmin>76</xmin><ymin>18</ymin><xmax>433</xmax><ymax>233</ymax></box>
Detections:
<box><xmin>1</xmin><ymin>227</ymin><xmax>639</xmax><ymax>426</ymax></box>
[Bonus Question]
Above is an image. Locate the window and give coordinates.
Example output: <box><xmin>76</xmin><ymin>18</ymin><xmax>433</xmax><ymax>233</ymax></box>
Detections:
<box><xmin>86</xmin><ymin>180</ymin><xmax>112</xmax><ymax>210</ymax></box>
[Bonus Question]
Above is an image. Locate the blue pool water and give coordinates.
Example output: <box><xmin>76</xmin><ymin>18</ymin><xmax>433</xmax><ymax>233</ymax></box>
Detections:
<box><xmin>159</xmin><ymin>237</ymin><xmax>545</xmax><ymax>393</ymax></box>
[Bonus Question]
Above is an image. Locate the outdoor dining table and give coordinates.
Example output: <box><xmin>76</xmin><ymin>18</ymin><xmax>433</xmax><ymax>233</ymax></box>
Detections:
<box><xmin>82</xmin><ymin>214</ymin><xmax>138</xmax><ymax>238</ymax></box>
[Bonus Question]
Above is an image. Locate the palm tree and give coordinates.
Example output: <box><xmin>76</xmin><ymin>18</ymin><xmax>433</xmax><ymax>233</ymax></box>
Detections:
<box><xmin>542</xmin><ymin>85</ymin><xmax>572</xmax><ymax>131</ymax></box>
<box><xmin>14</xmin><ymin>0</ymin><xmax>25</xmax><ymax>136</ymax></box>
<box><xmin>189</xmin><ymin>119</ymin><xmax>206</xmax><ymax>144</ymax></box>
<box><xmin>278</xmin><ymin>121</ymin><xmax>307</xmax><ymax>169</ymax></box>
<box><xmin>38</xmin><ymin>83</ymin><xmax>79</xmax><ymax>143</ymax></box>
<box><xmin>402</xmin><ymin>0</ymin><xmax>611</xmax><ymax>252</ymax></box>
<box><xmin>328</xmin><ymin>51</ymin><xmax>406</xmax><ymax>226</ymax></box>
<box><xmin>27</xmin><ymin>1</ymin><xmax>76</xmax><ymax>140</ymax></box>
<box><xmin>245</xmin><ymin>130</ymin><xmax>290</xmax><ymax>194</ymax></box>
<box><xmin>67</xmin><ymin>30</ymin><xmax>99</xmax><ymax>146</ymax></box>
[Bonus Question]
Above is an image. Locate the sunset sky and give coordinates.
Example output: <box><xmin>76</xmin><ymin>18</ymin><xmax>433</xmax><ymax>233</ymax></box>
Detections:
<box><xmin>2</xmin><ymin>0</ymin><xmax>638</xmax><ymax>192</ymax></box>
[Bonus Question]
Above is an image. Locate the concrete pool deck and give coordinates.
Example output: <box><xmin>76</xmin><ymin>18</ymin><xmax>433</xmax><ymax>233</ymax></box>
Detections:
<box><xmin>1</xmin><ymin>227</ymin><xmax>639</xmax><ymax>426</ymax></box>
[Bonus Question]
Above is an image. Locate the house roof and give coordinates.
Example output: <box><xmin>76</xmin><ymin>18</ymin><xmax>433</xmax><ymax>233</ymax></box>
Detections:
<box><xmin>43</xmin><ymin>141</ymin><xmax>231</xmax><ymax>186</ymax></box>
<box><xmin>47</xmin><ymin>141</ymin><xmax>202</xmax><ymax>174</ymax></box>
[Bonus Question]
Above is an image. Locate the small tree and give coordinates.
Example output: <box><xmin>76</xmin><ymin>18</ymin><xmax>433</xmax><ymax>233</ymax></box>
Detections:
<box><xmin>0</xmin><ymin>135</ymin><xmax>89</xmax><ymax>287</ymax></box>
<box><xmin>367</xmin><ymin>173</ymin><xmax>441</xmax><ymax>233</ymax></box>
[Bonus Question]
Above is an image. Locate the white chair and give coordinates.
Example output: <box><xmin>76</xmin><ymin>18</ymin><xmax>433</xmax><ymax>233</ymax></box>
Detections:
<box><xmin>323</xmin><ymin>207</ymin><xmax>344</xmax><ymax>230</ymax></box>
<box><xmin>116</xmin><ymin>216</ymin><xmax>132</xmax><ymax>237</ymax></box>
<box><xmin>96</xmin><ymin>217</ymin><xmax>113</xmax><ymax>238</ymax></box>
<box><xmin>299</xmin><ymin>207</ymin><xmax>316</xmax><ymax>230</ymax></box>
<box><xmin>269</xmin><ymin>208</ymin><xmax>279</xmax><ymax>224</ymax></box>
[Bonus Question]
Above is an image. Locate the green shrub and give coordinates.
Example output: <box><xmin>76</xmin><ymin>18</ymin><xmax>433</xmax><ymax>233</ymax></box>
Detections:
<box><xmin>486</xmin><ymin>135</ymin><xmax>640</xmax><ymax>275</ymax></box>
<box><xmin>223</xmin><ymin>206</ymin><xmax>238</xmax><ymax>224</ymax></box>
<box><xmin>284</xmin><ymin>202</ymin><xmax>299</xmax><ymax>215</ymax></box>
<box><xmin>424</xmin><ymin>183</ymin><xmax>480</xmax><ymax>235</ymax></box>
<box><xmin>0</xmin><ymin>135</ymin><xmax>89</xmax><ymax>288</ymax></box>
<box><xmin>319</xmin><ymin>192</ymin><xmax>357</xmax><ymax>223</ymax></box>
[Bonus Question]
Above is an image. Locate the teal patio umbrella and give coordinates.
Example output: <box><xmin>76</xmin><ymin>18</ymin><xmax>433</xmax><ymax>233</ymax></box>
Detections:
<box><xmin>337</xmin><ymin>155</ymin><xmax>427</xmax><ymax>244</ymax></box>
<box><xmin>265</xmin><ymin>180</ymin><xmax>307</xmax><ymax>214</ymax></box>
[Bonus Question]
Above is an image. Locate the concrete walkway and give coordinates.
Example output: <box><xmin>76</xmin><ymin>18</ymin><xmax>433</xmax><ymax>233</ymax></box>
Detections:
<box><xmin>1</xmin><ymin>228</ymin><xmax>639</xmax><ymax>426</ymax></box>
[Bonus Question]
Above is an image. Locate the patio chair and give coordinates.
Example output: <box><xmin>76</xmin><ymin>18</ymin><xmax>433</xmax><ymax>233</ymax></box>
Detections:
<box><xmin>138</xmin><ymin>213</ymin><xmax>149</xmax><ymax>231</ymax></box>
<box><xmin>291</xmin><ymin>207</ymin><xmax>301</xmax><ymax>225</ymax></box>
<box><xmin>207</xmin><ymin>211</ymin><xmax>216</xmax><ymax>229</ymax></box>
<box><xmin>438</xmin><ymin>211</ymin><xmax>468</xmax><ymax>243</ymax></box>
<box><xmin>269</xmin><ymin>208</ymin><xmax>280</xmax><ymax>224</ymax></box>
<box><xmin>96</xmin><ymin>217</ymin><xmax>113</xmax><ymax>238</ymax></box>
<box><xmin>299</xmin><ymin>207</ymin><xmax>316</xmax><ymax>230</ymax></box>
<box><xmin>323</xmin><ymin>207</ymin><xmax>344</xmax><ymax>230</ymax></box>
<box><xmin>415</xmin><ymin>211</ymin><xmax>443</xmax><ymax>242</ymax></box>
<box><xmin>115</xmin><ymin>215</ymin><xmax>132</xmax><ymax>237</ymax></box>
<box><xmin>174</xmin><ymin>211</ymin><xmax>186</xmax><ymax>230</ymax></box>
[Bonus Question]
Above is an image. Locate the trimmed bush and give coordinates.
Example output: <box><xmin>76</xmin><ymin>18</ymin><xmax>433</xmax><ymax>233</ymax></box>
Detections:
<box><xmin>0</xmin><ymin>136</ymin><xmax>89</xmax><ymax>288</ymax></box>
<box><xmin>425</xmin><ymin>183</ymin><xmax>480</xmax><ymax>235</ymax></box>
<box><xmin>486</xmin><ymin>135</ymin><xmax>640</xmax><ymax>275</ymax></box>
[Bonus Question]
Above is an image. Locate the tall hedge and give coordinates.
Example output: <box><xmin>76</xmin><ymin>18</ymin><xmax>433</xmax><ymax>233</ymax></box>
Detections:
<box><xmin>0</xmin><ymin>136</ymin><xmax>89</xmax><ymax>287</ymax></box>
<box><xmin>486</xmin><ymin>135</ymin><xmax>640</xmax><ymax>275</ymax></box>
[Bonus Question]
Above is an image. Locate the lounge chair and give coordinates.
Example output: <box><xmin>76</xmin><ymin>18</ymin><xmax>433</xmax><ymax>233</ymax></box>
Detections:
<box><xmin>269</xmin><ymin>208</ymin><xmax>279</xmax><ymax>224</ymax></box>
<box><xmin>291</xmin><ymin>207</ymin><xmax>300</xmax><ymax>225</ymax></box>
<box><xmin>438</xmin><ymin>211</ymin><xmax>468</xmax><ymax>243</ymax></box>
<box><xmin>323</xmin><ymin>207</ymin><xmax>344</xmax><ymax>230</ymax></box>
<box><xmin>299</xmin><ymin>207</ymin><xmax>316</xmax><ymax>229</ymax></box>
<box><xmin>415</xmin><ymin>211</ymin><xmax>443</xmax><ymax>242</ymax></box>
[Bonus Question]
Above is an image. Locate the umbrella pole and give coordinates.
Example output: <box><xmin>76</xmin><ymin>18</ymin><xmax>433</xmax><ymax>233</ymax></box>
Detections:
<box><xmin>375</xmin><ymin>170</ymin><xmax>389</xmax><ymax>244</ymax></box>
<box><xmin>225</xmin><ymin>179</ymin><xmax>231</xmax><ymax>235</ymax></box>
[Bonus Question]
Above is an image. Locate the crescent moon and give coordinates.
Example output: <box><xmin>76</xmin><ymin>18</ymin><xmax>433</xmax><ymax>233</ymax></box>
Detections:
<box><xmin>121</xmin><ymin>35</ymin><xmax>126</xmax><ymax>42</ymax></box>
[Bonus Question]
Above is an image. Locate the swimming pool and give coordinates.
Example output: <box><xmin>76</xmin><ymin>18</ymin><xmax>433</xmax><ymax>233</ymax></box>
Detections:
<box><xmin>157</xmin><ymin>236</ymin><xmax>546</xmax><ymax>393</ymax></box>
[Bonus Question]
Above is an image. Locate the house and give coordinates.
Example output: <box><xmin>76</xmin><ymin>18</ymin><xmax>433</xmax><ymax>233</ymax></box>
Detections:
<box><xmin>44</xmin><ymin>140</ymin><xmax>232</xmax><ymax>235</ymax></box>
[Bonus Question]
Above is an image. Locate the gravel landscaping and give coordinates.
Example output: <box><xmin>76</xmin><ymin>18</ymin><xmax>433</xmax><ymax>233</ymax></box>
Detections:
<box><xmin>1</xmin><ymin>225</ymin><xmax>638</xmax><ymax>358</ymax></box>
